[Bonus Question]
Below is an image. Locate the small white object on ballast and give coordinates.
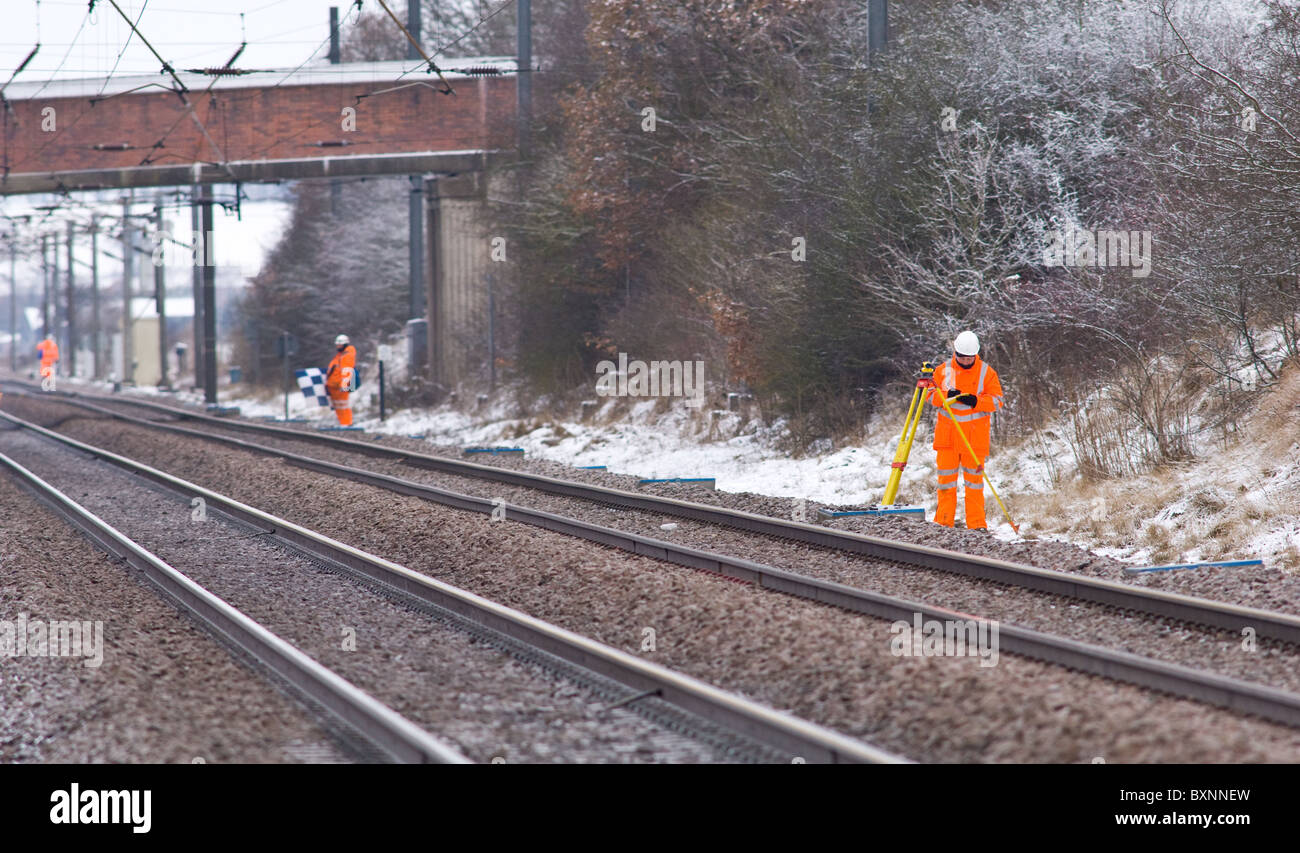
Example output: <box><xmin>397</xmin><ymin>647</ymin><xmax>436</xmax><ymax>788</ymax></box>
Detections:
<box><xmin>660</xmin><ymin>523</ymin><xmax>679</xmax><ymax>531</ymax></box>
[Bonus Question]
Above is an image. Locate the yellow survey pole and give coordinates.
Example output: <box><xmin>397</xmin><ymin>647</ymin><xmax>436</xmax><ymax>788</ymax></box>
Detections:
<box><xmin>939</xmin><ymin>395</ymin><xmax>1019</xmax><ymax>533</ymax></box>
<box><xmin>881</xmin><ymin>362</ymin><xmax>934</xmax><ymax>506</ymax></box>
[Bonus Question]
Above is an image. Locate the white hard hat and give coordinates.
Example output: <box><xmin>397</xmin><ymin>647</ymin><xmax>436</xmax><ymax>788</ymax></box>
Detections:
<box><xmin>334</xmin><ymin>334</ymin><xmax>350</xmax><ymax>346</ymax></box>
<box><xmin>954</xmin><ymin>330</ymin><xmax>980</xmax><ymax>356</ymax></box>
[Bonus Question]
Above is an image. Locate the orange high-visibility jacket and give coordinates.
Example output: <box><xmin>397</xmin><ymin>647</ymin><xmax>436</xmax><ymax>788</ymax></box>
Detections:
<box><xmin>928</xmin><ymin>355</ymin><xmax>1004</xmax><ymax>457</ymax></box>
<box><xmin>325</xmin><ymin>344</ymin><xmax>356</xmax><ymax>392</ymax></box>
<box><xmin>37</xmin><ymin>338</ymin><xmax>59</xmax><ymax>364</ymax></box>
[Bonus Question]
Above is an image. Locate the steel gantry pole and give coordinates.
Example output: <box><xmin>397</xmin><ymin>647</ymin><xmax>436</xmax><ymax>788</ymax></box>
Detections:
<box><xmin>406</xmin><ymin>0</ymin><xmax>420</xmax><ymax>61</ymax></box>
<box><xmin>90</xmin><ymin>216</ymin><xmax>101</xmax><ymax>379</ymax></box>
<box><xmin>7</xmin><ymin>240</ymin><xmax>16</xmax><ymax>372</ymax></box>
<box><xmin>66</xmin><ymin>219</ymin><xmax>76</xmax><ymax>377</ymax></box>
<box><xmin>200</xmin><ymin>186</ymin><xmax>217</xmax><ymax>404</ymax></box>
<box><xmin>409</xmin><ymin>175</ymin><xmax>423</xmax><ymax>322</ymax></box>
<box><xmin>517</xmin><ymin>0</ymin><xmax>532</xmax><ymax>153</ymax></box>
<box><xmin>52</xmin><ymin>231</ymin><xmax>60</xmax><ymax>350</ymax></box>
<box><xmin>155</xmin><ymin>201</ymin><xmax>168</xmax><ymax>388</ymax></box>
<box><xmin>191</xmin><ymin>188</ymin><xmax>204</xmax><ymax>389</ymax></box>
<box><xmin>869</xmin><ymin>0</ymin><xmax>888</xmax><ymax>57</ymax></box>
<box><xmin>122</xmin><ymin>196</ymin><xmax>135</xmax><ymax>383</ymax></box>
<box><xmin>40</xmin><ymin>234</ymin><xmax>49</xmax><ymax>339</ymax></box>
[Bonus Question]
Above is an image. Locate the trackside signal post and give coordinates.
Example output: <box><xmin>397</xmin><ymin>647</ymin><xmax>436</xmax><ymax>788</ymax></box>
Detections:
<box><xmin>279</xmin><ymin>331</ymin><xmax>297</xmax><ymax>421</ymax></box>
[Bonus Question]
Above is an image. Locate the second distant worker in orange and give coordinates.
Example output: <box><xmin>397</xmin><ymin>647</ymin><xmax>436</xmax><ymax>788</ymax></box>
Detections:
<box><xmin>37</xmin><ymin>335</ymin><xmax>60</xmax><ymax>384</ymax></box>
<box><xmin>324</xmin><ymin>334</ymin><xmax>356</xmax><ymax>426</ymax></box>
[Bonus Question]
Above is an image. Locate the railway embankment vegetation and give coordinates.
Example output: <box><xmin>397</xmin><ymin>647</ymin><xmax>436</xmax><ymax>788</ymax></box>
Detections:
<box><xmin>241</xmin><ymin>0</ymin><xmax>1300</xmax><ymax>483</ymax></box>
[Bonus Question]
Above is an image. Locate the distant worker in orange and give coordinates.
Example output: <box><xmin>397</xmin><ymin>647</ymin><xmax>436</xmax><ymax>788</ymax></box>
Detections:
<box><xmin>324</xmin><ymin>334</ymin><xmax>357</xmax><ymax>426</ymax></box>
<box><xmin>37</xmin><ymin>335</ymin><xmax>60</xmax><ymax>382</ymax></box>
<box><xmin>929</xmin><ymin>331</ymin><xmax>1004</xmax><ymax>530</ymax></box>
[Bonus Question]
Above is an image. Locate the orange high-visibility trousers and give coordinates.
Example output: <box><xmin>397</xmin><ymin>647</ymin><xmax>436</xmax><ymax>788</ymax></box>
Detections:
<box><xmin>328</xmin><ymin>387</ymin><xmax>352</xmax><ymax>426</ymax></box>
<box><xmin>934</xmin><ymin>447</ymin><xmax>986</xmax><ymax>529</ymax></box>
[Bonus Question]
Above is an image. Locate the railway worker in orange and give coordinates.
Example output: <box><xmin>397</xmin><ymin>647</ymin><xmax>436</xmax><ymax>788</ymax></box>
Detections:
<box><xmin>929</xmin><ymin>330</ymin><xmax>1004</xmax><ymax>530</ymax></box>
<box><xmin>37</xmin><ymin>336</ymin><xmax>59</xmax><ymax>380</ymax></box>
<box><xmin>324</xmin><ymin>334</ymin><xmax>357</xmax><ymax>426</ymax></box>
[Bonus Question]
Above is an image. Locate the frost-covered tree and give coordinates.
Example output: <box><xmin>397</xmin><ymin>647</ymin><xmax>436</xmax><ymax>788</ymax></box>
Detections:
<box><xmin>236</xmin><ymin>178</ymin><xmax>408</xmax><ymax>382</ymax></box>
<box><xmin>1154</xmin><ymin>0</ymin><xmax>1300</xmax><ymax>380</ymax></box>
<box><xmin>341</xmin><ymin>0</ymin><xmax>518</xmax><ymax>63</ymax></box>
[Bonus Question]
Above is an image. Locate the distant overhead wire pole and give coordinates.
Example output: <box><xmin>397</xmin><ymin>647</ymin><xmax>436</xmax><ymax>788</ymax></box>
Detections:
<box><xmin>121</xmin><ymin>194</ymin><xmax>134</xmax><ymax>383</ymax></box>
<box><xmin>7</xmin><ymin>234</ymin><xmax>18</xmax><ymax>372</ymax></box>
<box><xmin>517</xmin><ymin>0</ymin><xmax>531</xmax><ymax>153</ymax></box>
<box><xmin>51</xmin><ymin>221</ymin><xmax>60</xmax><ymax>350</ymax></box>
<box><xmin>190</xmin><ymin>189</ymin><xmax>202</xmax><ymax>389</ymax></box>
<box><xmin>39</xmin><ymin>234</ymin><xmax>48</xmax><ymax>339</ymax></box>
<box><xmin>155</xmin><ymin>198</ymin><xmax>168</xmax><ymax>388</ymax></box>
<box><xmin>90</xmin><ymin>214</ymin><xmax>101</xmax><ymax>379</ymax></box>
<box><xmin>66</xmin><ymin>218</ymin><xmax>76</xmax><ymax>377</ymax></box>
<box><xmin>405</xmin><ymin>0</ymin><xmax>426</xmax><ymax>328</ymax></box>
<box><xmin>407</xmin><ymin>0</ymin><xmax>421</xmax><ymax>61</ymax></box>
<box><xmin>869</xmin><ymin>0</ymin><xmax>888</xmax><ymax>58</ymax></box>
<box><xmin>199</xmin><ymin>184</ymin><xmax>216</xmax><ymax>404</ymax></box>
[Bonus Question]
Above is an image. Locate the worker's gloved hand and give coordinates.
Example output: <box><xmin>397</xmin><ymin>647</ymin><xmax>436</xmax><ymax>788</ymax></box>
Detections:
<box><xmin>946</xmin><ymin>388</ymin><xmax>960</xmax><ymax>399</ymax></box>
<box><xmin>957</xmin><ymin>393</ymin><xmax>978</xmax><ymax>407</ymax></box>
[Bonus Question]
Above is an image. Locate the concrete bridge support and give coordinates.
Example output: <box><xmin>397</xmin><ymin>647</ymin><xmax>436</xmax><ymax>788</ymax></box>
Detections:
<box><xmin>425</xmin><ymin>172</ymin><xmax>496</xmax><ymax>391</ymax></box>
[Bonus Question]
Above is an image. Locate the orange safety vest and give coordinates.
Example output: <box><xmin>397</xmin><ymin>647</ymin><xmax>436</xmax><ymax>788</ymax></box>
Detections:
<box><xmin>37</xmin><ymin>338</ymin><xmax>59</xmax><ymax>364</ymax></box>
<box><xmin>325</xmin><ymin>345</ymin><xmax>356</xmax><ymax>392</ymax></box>
<box><xmin>928</xmin><ymin>355</ymin><xmax>1004</xmax><ymax>457</ymax></box>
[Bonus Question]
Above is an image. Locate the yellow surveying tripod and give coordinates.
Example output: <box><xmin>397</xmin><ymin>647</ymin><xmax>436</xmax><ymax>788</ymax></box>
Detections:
<box><xmin>819</xmin><ymin>363</ymin><xmax>933</xmax><ymax>520</ymax></box>
<box><xmin>880</xmin><ymin>361</ymin><xmax>935</xmax><ymax>507</ymax></box>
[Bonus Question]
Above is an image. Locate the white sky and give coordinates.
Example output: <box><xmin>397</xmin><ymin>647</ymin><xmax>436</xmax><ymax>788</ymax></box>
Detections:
<box><xmin>0</xmin><ymin>1</ymin><xmax>399</xmax><ymax>291</ymax></box>
<box><xmin>2</xmin><ymin>1</ymin><xmax>357</xmax><ymax>84</ymax></box>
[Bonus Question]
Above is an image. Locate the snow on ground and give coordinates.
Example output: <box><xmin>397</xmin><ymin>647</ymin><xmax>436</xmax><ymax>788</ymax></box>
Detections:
<box><xmin>43</xmin><ymin>333</ymin><xmax>1300</xmax><ymax>572</ymax></box>
<box><xmin>343</xmin><ymin>365</ymin><xmax>1300</xmax><ymax>569</ymax></box>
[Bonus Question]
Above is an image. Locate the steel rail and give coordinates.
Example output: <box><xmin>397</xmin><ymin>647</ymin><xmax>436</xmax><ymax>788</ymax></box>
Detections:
<box><xmin>0</xmin><ymin>446</ymin><xmax>470</xmax><ymax>765</ymax></box>
<box><xmin>0</xmin><ymin>409</ymin><xmax>903</xmax><ymax>764</ymax></box>
<box><xmin>17</xmin><ymin>383</ymin><xmax>1300</xmax><ymax>647</ymax></box>
<box><xmin>11</xmin><ymin>399</ymin><xmax>1300</xmax><ymax>731</ymax></box>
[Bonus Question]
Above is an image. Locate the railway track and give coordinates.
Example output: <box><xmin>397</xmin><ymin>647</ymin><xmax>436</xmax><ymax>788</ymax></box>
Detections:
<box><xmin>12</xmin><ymin>383</ymin><xmax>1296</xmax><ymax>640</ymax></box>
<box><xmin>0</xmin><ymin>444</ymin><xmax>468</xmax><ymax>765</ymax></box>
<box><xmin>0</xmin><ymin>407</ymin><xmax>900</xmax><ymax>764</ymax></box>
<box><xmin>9</xmin><ymin>386</ymin><xmax>1300</xmax><ymax>735</ymax></box>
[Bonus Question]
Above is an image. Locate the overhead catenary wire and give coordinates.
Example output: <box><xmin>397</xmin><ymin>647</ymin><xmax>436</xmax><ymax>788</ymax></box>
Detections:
<box><xmin>429</xmin><ymin>0</ymin><xmax>516</xmax><ymax>60</ymax></box>
<box><xmin>270</xmin><ymin>0</ymin><xmax>363</xmax><ymax>89</ymax></box>
<box><xmin>2</xmin><ymin>0</ymin><xmax>89</xmax><ymax>104</ymax></box>
<box><xmin>4</xmin><ymin>0</ymin><xmax>513</xmax><ymax>188</ymax></box>
<box><xmin>98</xmin><ymin>0</ymin><xmax>155</xmax><ymax>98</ymax></box>
<box><xmin>1</xmin><ymin>46</ymin><xmax>42</xmax><ymax>101</ymax></box>
<box><xmin>381</xmin><ymin>0</ymin><xmax>516</xmax><ymax>93</ymax></box>
<box><xmin>373</xmin><ymin>0</ymin><xmax>455</xmax><ymax>95</ymax></box>
<box><xmin>96</xmin><ymin>2</ymin><xmax>238</xmax><ymax>178</ymax></box>
<box><xmin>105</xmin><ymin>0</ymin><xmax>185</xmax><ymax>95</ymax></box>
<box><xmin>32</xmin><ymin>0</ymin><xmax>291</xmax><ymax>14</ymax></box>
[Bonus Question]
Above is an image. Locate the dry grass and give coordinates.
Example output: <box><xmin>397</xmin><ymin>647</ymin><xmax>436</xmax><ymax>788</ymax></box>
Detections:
<box><xmin>1019</xmin><ymin>360</ymin><xmax>1300</xmax><ymax>564</ymax></box>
